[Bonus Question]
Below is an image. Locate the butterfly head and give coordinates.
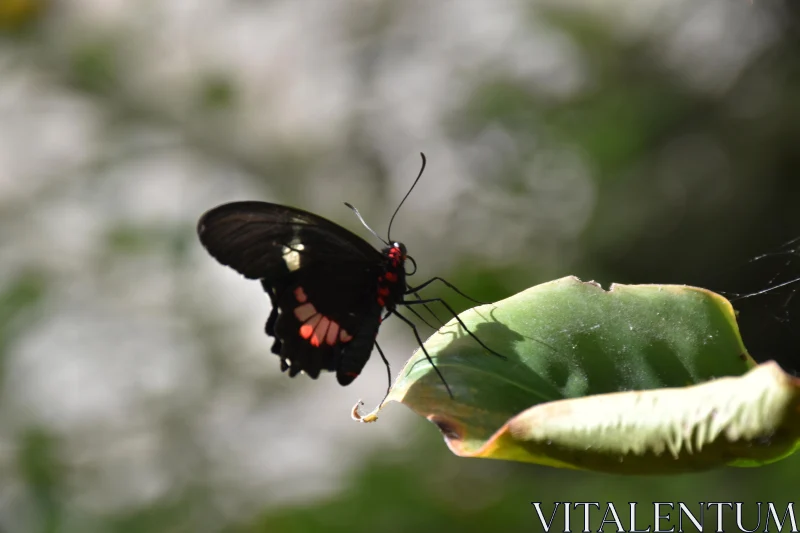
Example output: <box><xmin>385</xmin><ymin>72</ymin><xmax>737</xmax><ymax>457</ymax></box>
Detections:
<box><xmin>384</xmin><ymin>242</ymin><xmax>407</xmax><ymax>264</ymax></box>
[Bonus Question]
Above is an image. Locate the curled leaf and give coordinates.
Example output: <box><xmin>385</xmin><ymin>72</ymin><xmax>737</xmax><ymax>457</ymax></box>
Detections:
<box><xmin>474</xmin><ymin>361</ymin><xmax>800</xmax><ymax>473</ymax></box>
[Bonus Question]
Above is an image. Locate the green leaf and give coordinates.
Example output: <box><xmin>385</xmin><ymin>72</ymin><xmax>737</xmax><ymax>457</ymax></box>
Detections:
<box><xmin>351</xmin><ymin>276</ymin><xmax>795</xmax><ymax>474</ymax></box>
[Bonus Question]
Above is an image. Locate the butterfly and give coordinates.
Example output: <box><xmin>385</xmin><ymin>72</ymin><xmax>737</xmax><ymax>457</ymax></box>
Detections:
<box><xmin>196</xmin><ymin>154</ymin><xmax>503</xmax><ymax>397</ymax></box>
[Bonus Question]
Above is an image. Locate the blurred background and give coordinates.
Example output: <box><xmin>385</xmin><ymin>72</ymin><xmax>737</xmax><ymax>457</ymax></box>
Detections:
<box><xmin>1</xmin><ymin>0</ymin><xmax>800</xmax><ymax>531</ymax></box>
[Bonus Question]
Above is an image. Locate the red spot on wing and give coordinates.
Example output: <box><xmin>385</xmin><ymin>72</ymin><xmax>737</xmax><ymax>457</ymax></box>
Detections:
<box><xmin>301</xmin><ymin>314</ymin><xmax>323</xmax><ymax>344</ymax></box>
<box><xmin>346</xmin><ymin>371</ymin><xmax>359</xmax><ymax>378</ymax></box>
<box><xmin>294</xmin><ymin>303</ymin><xmax>316</xmax><ymax>322</ymax></box>
<box><xmin>297</xmin><ymin>311</ymin><xmax>347</xmax><ymax>348</ymax></box>
<box><xmin>377</xmin><ymin>297</ymin><xmax>385</xmax><ymax>306</ymax></box>
<box><xmin>326</xmin><ymin>322</ymin><xmax>340</xmax><ymax>346</ymax></box>
<box><xmin>385</xmin><ymin>272</ymin><xmax>397</xmax><ymax>282</ymax></box>
<box><xmin>294</xmin><ymin>287</ymin><xmax>308</xmax><ymax>303</ymax></box>
<box><xmin>312</xmin><ymin>317</ymin><xmax>330</xmax><ymax>347</ymax></box>
<box><xmin>378</xmin><ymin>286</ymin><xmax>390</xmax><ymax>297</ymax></box>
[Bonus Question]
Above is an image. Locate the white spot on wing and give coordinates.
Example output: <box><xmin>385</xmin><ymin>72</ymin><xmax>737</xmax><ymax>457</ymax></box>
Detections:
<box><xmin>282</xmin><ymin>243</ymin><xmax>305</xmax><ymax>271</ymax></box>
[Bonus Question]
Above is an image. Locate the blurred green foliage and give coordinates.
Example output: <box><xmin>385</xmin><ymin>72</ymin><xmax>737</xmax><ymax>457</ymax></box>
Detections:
<box><xmin>233</xmin><ymin>435</ymin><xmax>800</xmax><ymax>533</ymax></box>
<box><xmin>70</xmin><ymin>39</ymin><xmax>119</xmax><ymax>95</ymax></box>
<box><xmin>18</xmin><ymin>429</ymin><xmax>63</xmax><ymax>533</ymax></box>
<box><xmin>197</xmin><ymin>73</ymin><xmax>237</xmax><ymax>112</ymax></box>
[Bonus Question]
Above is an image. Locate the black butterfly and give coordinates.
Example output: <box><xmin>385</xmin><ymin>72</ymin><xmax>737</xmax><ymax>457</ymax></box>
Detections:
<box><xmin>196</xmin><ymin>154</ymin><xmax>502</xmax><ymax>397</ymax></box>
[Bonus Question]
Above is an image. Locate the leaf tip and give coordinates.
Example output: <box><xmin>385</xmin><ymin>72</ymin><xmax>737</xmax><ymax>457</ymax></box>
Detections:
<box><xmin>351</xmin><ymin>400</ymin><xmax>381</xmax><ymax>423</ymax></box>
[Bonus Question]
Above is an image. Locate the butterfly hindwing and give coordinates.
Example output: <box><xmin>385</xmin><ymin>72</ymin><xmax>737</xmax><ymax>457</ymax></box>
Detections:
<box><xmin>267</xmin><ymin>260</ymin><xmax>384</xmax><ymax>381</ymax></box>
<box><xmin>270</xmin><ymin>280</ymin><xmax>382</xmax><ymax>383</ymax></box>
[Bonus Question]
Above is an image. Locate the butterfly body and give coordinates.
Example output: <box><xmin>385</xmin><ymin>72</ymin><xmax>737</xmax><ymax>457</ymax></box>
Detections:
<box><xmin>197</xmin><ymin>201</ymin><xmax>408</xmax><ymax>385</ymax></box>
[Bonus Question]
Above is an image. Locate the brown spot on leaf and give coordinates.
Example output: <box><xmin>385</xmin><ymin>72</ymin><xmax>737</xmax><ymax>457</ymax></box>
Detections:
<box><xmin>428</xmin><ymin>415</ymin><xmax>462</xmax><ymax>441</ymax></box>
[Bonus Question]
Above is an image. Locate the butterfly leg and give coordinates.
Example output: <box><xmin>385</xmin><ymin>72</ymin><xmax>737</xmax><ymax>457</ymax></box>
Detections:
<box><xmin>390</xmin><ymin>310</ymin><xmax>454</xmax><ymax>399</ymax></box>
<box><xmin>404</xmin><ymin>300</ymin><xmax>440</xmax><ymax>329</ymax></box>
<box><xmin>410</xmin><ymin>292</ymin><xmax>444</xmax><ymax>327</ymax></box>
<box><xmin>402</xmin><ymin>297</ymin><xmax>506</xmax><ymax>360</ymax></box>
<box><xmin>405</xmin><ymin>276</ymin><xmax>488</xmax><ymax>305</ymax></box>
<box><xmin>374</xmin><ymin>341</ymin><xmax>392</xmax><ymax>402</ymax></box>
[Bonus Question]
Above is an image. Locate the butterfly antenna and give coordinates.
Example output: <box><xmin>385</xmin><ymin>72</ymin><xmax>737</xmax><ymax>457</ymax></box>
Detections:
<box><xmin>387</xmin><ymin>153</ymin><xmax>427</xmax><ymax>243</ymax></box>
<box><xmin>345</xmin><ymin>202</ymin><xmax>389</xmax><ymax>246</ymax></box>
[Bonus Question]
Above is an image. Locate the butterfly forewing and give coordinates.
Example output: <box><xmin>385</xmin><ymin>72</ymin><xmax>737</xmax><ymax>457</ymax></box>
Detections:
<box><xmin>197</xmin><ymin>201</ymin><xmax>383</xmax><ymax>279</ymax></box>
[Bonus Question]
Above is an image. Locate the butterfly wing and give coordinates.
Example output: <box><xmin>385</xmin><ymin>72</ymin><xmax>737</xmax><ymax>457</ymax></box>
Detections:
<box><xmin>197</xmin><ymin>201</ymin><xmax>383</xmax><ymax>279</ymax></box>
<box><xmin>269</xmin><ymin>272</ymin><xmax>383</xmax><ymax>384</ymax></box>
<box><xmin>197</xmin><ymin>201</ymin><xmax>385</xmax><ymax>383</ymax></box>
